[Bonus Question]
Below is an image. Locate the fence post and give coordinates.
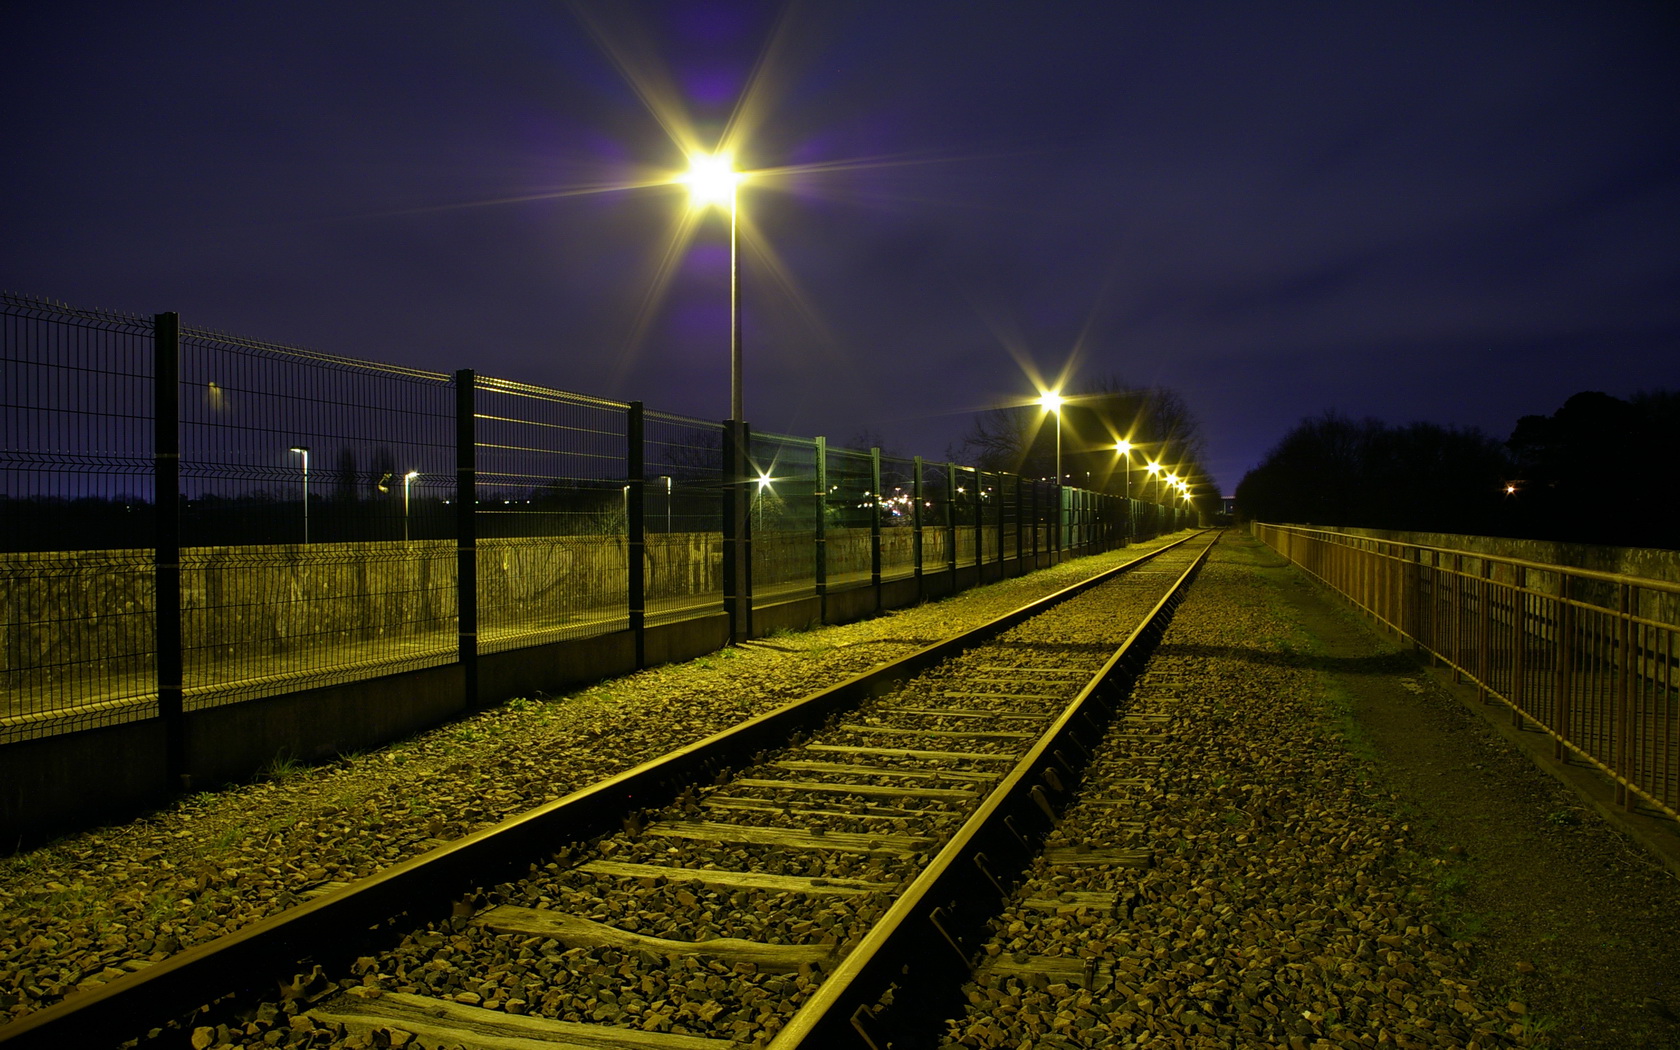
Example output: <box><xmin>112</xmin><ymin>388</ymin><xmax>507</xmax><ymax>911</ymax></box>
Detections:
<box><xmin>869</xmin><ymin>447</ymin><xmax>883</xmax><ymax>601</ymax></box>
<box><xmin>945</xmin><ymin>462</ymin><xmax>958</xmax><ymax>579</ymax></box>
<box><xmin>627</xmin><ymin>402</ymin><xmax>645</xmax><ymax>668</ymax></box>
<box><xmin>455</xmin><ymin>369</ymin><xmax>478</xmax><ymax>706</ymax></box>
<box><xmin>912</xmin><ymin>456</ymin><xmax>925</xmax><ymax>598</ymax></box>
<box><xmin>814</xmin><ymin>436</ymin><xmax>828</xmax><ymax>622</ymax></box>
<box><xmin>153</xmin><ymin>312</ymin><xmax>186</xmax><ymax>789</ymax></box>
<box><xmin>1021</xmin><ymin>480</ymin><xmax>1034</xmax><ymax>567</ymax></box>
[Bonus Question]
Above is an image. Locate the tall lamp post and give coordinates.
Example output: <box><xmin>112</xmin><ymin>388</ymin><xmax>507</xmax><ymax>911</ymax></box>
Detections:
<box><xmin>1039</xmin><ymin>391</ymin><xmax>1064</xmax><ymax>553</ymax></box>
<box><xmin>288</xmin><ymin>446</ymin><xmax>310</xmax><ymax>544</ymax></box>
<box><xmin>1115</xmin><ymin>439</ymin><xmax>1133</xmax><ymax>544</ymax></box>
<box><xmin>403</xmin><ymin>470</ymin><xmax>419</xmax><ymax>541</ymax></box>
<box><xmin>684</xmin><ymin>152</ymin><xmax>744</xmax><ymax>420</ymax></box>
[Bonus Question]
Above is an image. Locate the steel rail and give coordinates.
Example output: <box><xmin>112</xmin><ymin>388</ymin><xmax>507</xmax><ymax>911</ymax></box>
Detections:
<box><xmin>0</xmin><ymin>532</ymin><xmax>1211</xmax><ymax>1049</ymax></box>
<box><xmin>771</xmin><ymin>531</ymin><xmax>1219</xmax><ymax>1049</ymax></box>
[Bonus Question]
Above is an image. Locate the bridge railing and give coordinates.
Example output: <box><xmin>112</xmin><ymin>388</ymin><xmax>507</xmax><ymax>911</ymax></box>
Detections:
<box><xmin>1254</xmin><ymin>522</ymin><xmax>1680</xmax><ymax>821</ymax></box>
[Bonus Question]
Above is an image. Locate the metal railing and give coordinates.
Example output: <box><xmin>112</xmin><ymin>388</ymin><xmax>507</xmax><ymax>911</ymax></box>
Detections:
<box><xmin>1255</xmin><ymin>523</ymin><xmax>1680</xmax><ymax>821</ymax></box>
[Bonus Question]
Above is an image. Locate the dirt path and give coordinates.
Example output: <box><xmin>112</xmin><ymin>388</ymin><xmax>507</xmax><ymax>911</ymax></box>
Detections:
<box><xmin>1238</xmin><ymin>533</ymin><xmax>1680</xmax><ymax>1048</ymax></box>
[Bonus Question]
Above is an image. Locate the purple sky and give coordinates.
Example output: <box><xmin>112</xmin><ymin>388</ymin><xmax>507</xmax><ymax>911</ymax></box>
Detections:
<box><xmin>5</xmin><ymin>1</ymin><xmax>1676</xmax><ymax>496</ymax></box>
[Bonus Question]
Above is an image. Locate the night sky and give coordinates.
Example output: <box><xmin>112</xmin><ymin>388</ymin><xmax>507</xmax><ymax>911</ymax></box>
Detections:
<box><xmin>5</xmin><ymin>2</ymin><xmax>1677</xmax><ymax>497</ymax></box>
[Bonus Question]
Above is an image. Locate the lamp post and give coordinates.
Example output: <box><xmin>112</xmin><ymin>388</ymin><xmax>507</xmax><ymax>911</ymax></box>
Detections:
<box><xmin>1039</xmin><ymin>391</ymin><xmax>1064</xmax><ymax>553</ymax></box>
<box><xmin>660</xmin><ymin>475</ymin><xmax>672</xmax><ymax>534</ymax></box>
<box><xmin>288</xmin><ymin>446</ymin><xmax>310</xmax><ymax>544</ymax></box>
<box><xmin>684</xmin><ymin>152</ymin><xmax>744</xmax><ymax>420</ymax></box>
<box><xmin>1115</xmin><ymin>439</ymin><xmax>1133</xmax><ymax>544</ymax></box>
<box><xmin>403</xmin><ymin>470</ymin><xmax>419</xmax><ymax>541</ymax></box>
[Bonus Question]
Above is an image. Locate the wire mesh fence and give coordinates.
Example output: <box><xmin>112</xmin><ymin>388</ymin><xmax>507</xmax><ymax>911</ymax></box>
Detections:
<box><xmin>2</xmin><ymin>296</ymin><xmax>157</xmax><ymax>734</ymax></box>
<box><xmin>178</xmin><ymin>326</ymin><xmax>459</xmax><ymax>708</ymax></box>
<box><xmin>749</xmin><ymin>431</ymin><xmax>819</xmax><ymax>606</ymax></box>
<box><xmin>3</xmin><ymin>292</ymin><xmax>1159</xmax><ymax>748</ymax></box>
<box><xmin>643</xmin><ymin>411</ymin><xmax>725</xmax><ymax>626</ymax></box>
<box><xmin>878</xmin><ymin>454</ymin><xmax>918</xmax><ymax>581</ymax></box>
<box><xmin>474</xmin><ymin>377</ymin><xmax>630</xmax><ymax>653</ymax></box>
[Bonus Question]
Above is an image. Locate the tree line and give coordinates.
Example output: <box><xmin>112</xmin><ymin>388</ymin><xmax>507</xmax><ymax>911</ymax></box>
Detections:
<box><xmin>1235</xmin><ymin>390</ymin><xmax>1679</xmax><ymax>550</ymax></box>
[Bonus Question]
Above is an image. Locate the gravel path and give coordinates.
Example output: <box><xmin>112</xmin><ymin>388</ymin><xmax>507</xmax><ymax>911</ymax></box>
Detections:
<box><xmin>945</xmin><ymin>539</ymin><xmax>1537</xmax><ymax>1047</ymax></box>
<box><xmin>0</xmin><ymin>538</ymin><xmax>1185</xmax><ymax>1029</ymax></box>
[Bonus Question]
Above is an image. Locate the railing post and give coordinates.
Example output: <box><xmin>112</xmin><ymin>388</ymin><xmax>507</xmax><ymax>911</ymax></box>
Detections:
<box><xmin>814</xmin><ymin>436</ymin><xmax>828</xmax><ymax>622</ymax></box>
<box><xmin>1028</xmin><ymin>478</ymin><xmax>1039</xmax><ymax>565</ymax></box>
<box><xmin>869</xmin><ymin>447</ymin><xmax>883</xmax><ymax>601</ymax></box>
<box><xmin>454</xmin><ymin>369</ymin><xmax>479</xmax><ymax>707</ymax></box>
<box><xmin>1555</xmin><ymin>578</ymin><xmax>1574</xmax><ymax>746</ymax></box>
<box><xmin>627</xmin><ymin>402</ymin><xmax>645</xmax><ymax>668</ymax></box>
<box><xmin>1617</xmin><ymin>583</ymin><xmax>1633</xmax><ymax>808</ymax></box>
<box><xmin>153</xmin><ymin>312</ymin><xmax>186</xmax><ymax>789</ymax></box>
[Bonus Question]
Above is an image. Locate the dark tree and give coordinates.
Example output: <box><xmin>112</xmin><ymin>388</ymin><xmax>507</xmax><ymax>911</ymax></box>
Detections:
<box><xmin>1505</xmin><ymin>390</ymin><xmax>1678</xmax><ymax>549</ymax></box>
<box><xmin>1236</xmin><ymin>412</ymin><xmax>1510</xmax><ymax>533</ymax></box>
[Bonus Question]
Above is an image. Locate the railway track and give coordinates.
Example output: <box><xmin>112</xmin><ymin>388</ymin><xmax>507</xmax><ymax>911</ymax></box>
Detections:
<box><xmin>1</xmin><ymin>531</ymin><xmax>1218</xmax><ymax>1050</ymax></box>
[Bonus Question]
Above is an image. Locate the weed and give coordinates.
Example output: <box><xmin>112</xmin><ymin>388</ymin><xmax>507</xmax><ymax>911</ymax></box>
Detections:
<box><xmin>1545</xmin><ymin>808</ymin><xmax>1582</xmax><ymax>828</ymax></box>
<box><xmin>208</xmin><ymin>826</ymin><xmax>244</xmax><ymax>852</ymax></box>
<box><xmin>452</xmin><ymin>726</ymin><xmax>484</xmax><ymax>744</ymax></box>
<box><xmin>505</xmin><ymin>697</ymin><xmax>531</xmax><ymax>712</ymax></box>
<box><xmin>261</xmin><ymin>751</ymin><xmax>307</xmax><ymax>782</ymax></box>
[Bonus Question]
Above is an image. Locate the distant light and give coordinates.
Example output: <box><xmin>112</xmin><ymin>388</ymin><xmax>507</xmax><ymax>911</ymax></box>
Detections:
<box><xmin>1038</xmin><ymin>390</ymin><xmax>1064</xmax><ymax>412</ymax></box>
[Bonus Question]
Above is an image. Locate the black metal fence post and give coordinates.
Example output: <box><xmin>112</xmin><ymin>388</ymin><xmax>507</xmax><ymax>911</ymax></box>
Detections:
<box><xmin>814</xmin><ymin>436</ymin><xmax>828</xmax><ymax>622</ymax></box>
<box><xmin>153</xmin><ymin>312</ymin><xmax>185</xmax><ymax>788</ymax></box>
<box><xmin>627</xmin><ymin>402</ymin><xmax>645</xmax><ymax>667</ymax></box>
<box><xmin>870</xmin><ymin>447</ymin><xmax>883</xmax><ymax>600</ymax></box>
<box><xmin>912</xmin><ymin>456</ymin><xmax>925</xmax><ymax>598</ymax></box>
<box><xmin>945</xmin><ymin>461</ymin><xmax>958</xmax><ymax>578</ymax></box>
<box><xmin>455</xmin><ymin>369</ymin><xmax>478</xmax><ymax>706</ymax></box>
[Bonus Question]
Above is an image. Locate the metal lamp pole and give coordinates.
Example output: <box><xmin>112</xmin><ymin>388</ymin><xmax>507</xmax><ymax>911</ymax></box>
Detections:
<box><xmin>403</xmin><ymin>470</ymin><xmax>419</xmax><ymax>541</ymax></box>
<box><xmin>289</xmin><ymin>446</ymin><xmax>310</xmax><ymax>543</ymax></box>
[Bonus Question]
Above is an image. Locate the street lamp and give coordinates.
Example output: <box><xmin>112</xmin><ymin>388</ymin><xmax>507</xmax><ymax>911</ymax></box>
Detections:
<box><xmin>1039</xmin><ymin>391</ymin><xmax>1065</xmax><ymax>553</ymax></box>
<box><xmin>288</xmin><ymin>446</ymin><xmax>310</xmax><ymax>544</ymax></box>
<box><xmin>660</xmin><ymin>475</ymin><xmax>673</xmax><ymax>534</ymax></box>
<box><xmin>1115</xmin><ymin>440</ymin><xmax>1133</xmax><ymax>544</ymax></box>
<box><xmin>403</xmin><ymin>470</ymin><xmax>419</xmax><ymax>541</ymax></box>
<box><xmin>684</xmin><ymin>152</ymin><xmax>744</xmax><ymax>421</ymax></box>
<box><xmin>1038</xmin><ymin>391</ymin><xmax>1065</xmax><ymax>485</ymax></box>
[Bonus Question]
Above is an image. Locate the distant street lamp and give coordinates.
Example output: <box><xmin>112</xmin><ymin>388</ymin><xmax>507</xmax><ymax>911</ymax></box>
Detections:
<box><xmin>288</xmin><ymin>446</ymin><xmax>310</xmax><ymax>544</ymax></box>
<box><xmin>403</xmin><ymin>470</ymin><xmax>419</xmax><ymax>541</ymax></box>
<box><xmin>660</xmin><ymin>474</ymin><xmax>673</xmax><ymax>534</ymax></box>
